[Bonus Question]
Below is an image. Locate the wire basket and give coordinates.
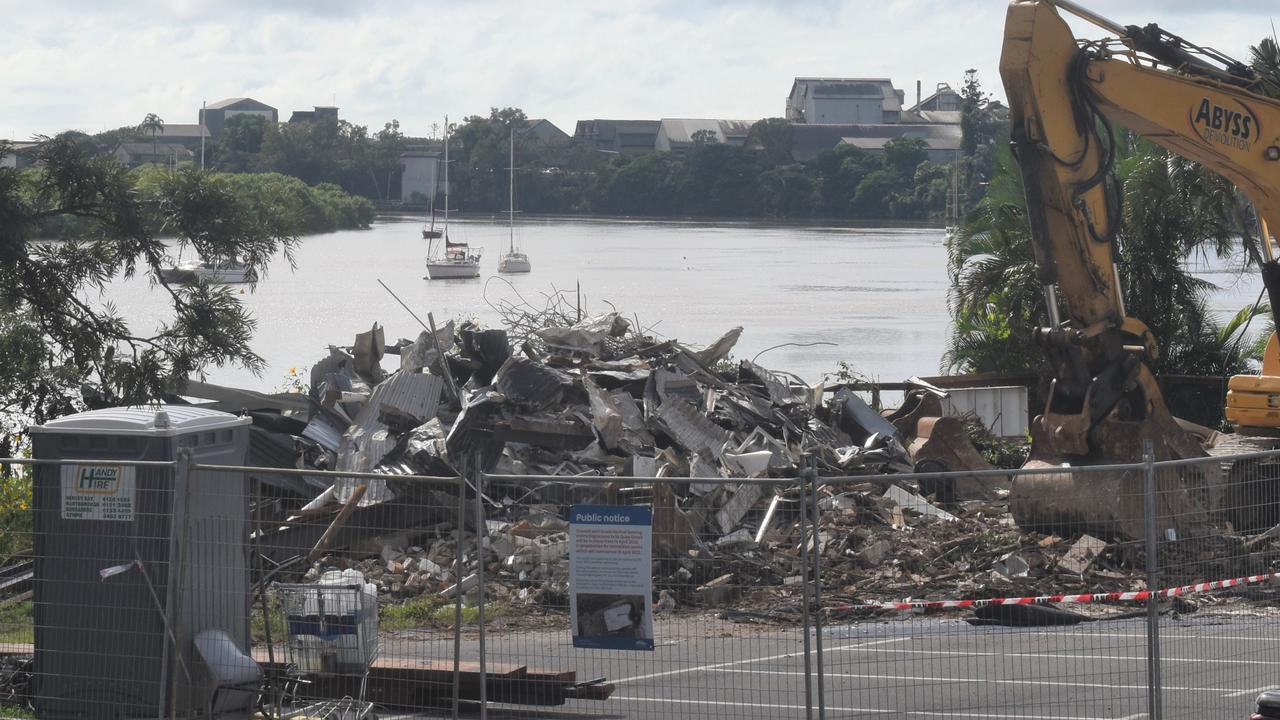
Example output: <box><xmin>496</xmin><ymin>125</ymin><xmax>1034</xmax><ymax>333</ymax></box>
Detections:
<box><xmin>274</xmin><ymin>581</ymin><xmax>380</xmax><ymax>677</ymax></box>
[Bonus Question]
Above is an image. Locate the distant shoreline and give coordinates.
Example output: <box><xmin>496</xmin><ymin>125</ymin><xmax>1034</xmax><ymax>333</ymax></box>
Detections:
<box><xmin>374</xmin><ymin>211</ymin><xmax>949</xmax><ymax>231</ymax></box>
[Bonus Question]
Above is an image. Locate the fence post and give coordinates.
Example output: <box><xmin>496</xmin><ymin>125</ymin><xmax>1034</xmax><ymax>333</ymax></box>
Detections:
<box><xmin>171</xmin><ymin>448</ymin><xmax>195</xmax><ymax>720</ymax></box>
<box><xmin>472</xmin><ymin>455</ymin><xmax>488</xmax><ymax>720</ymax></box>
<box><xmin>1143</xmin><ymin>439</ymin><xmax>1163</xmax><ymax>720</ymax></box>
<box><xmin>797</xmin><ymin>469</ymin><xmax>815</xmax><ymax>720</ymax></box>
<box><xmin>451</xmin><ymin>471</ymin><xmax>467</xmax><ymax>720</ymax></box>
<box><xmin>806</xmin><ymin>459</ymin><xmax>826</xmax><ymax>720</ymax></box>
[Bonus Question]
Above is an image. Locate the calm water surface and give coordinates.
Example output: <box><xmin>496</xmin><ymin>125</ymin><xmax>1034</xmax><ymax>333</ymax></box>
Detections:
<box><xmin>104</xmin><ymin>216</ymin><xmax>952</xmax><ymax>391</ymax></box>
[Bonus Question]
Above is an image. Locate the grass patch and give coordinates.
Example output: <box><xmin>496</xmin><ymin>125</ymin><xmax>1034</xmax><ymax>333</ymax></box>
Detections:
<box><xmin>381</xmin><ymin>595</ymin><xmax>448</xmax><ymax>631</ymax></box>
<box><xmin>249</xmin><ymin>596</ymin><xmax>286</xmax><ymax>643</ymax></box>
<box><xmin>0</xmin><ymin>601</ymin><xmax>32</xmax><ymax>645</ymax></box>
<box><xmin>380</xmin><ymin>596</ymin><xmax>508</xmax><ymax>631</ymax></box>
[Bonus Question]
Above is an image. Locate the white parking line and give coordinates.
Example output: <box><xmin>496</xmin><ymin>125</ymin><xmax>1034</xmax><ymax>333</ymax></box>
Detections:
<box><xmin>609</xmin><ymin>696</ymin><xmax>891</xmax><ymax>715</ymax></box>
<box><xmin>707</xmin><ymin>668</ymin><xmax>1244</xmax><ymax>694</ymax></box>
<box><xmin>838</xmin><ymin>646</ymin><xmax>1280</xmax><ymax>666</ymax></box>
<box><xmin>1018</xmin><ymin>629</ymin><xmax>1278</xmax><ymax>642</ymax></box>
<box><xmin>609</xmin><ymin>696</ymin><xmax>1139</xmax><ymax>720</ymax></box>
<box><xmin>611</xmin><ymin>636</ymin><xmax>910</xmax><ymax>684</ymax></box>
<box><xmin>1226</xmin><ymin>685</ymin><xmax>1274</xmax><ymax>698</ymax></box>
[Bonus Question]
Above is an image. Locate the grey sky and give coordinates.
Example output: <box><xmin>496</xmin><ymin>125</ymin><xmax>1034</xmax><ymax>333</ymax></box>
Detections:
<box><xmin>2</xmin><ymin>1</ymin><xmax>1272</xmax><ymax>141</ymax></box>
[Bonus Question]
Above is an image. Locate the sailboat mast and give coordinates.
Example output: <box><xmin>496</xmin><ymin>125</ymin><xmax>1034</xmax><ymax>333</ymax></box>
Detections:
<box><xmin>509</xmin><ymin>126</ymin><xmax>515</xmax><ymax>253</ymax></box>
<box><xmin>443</xmin><ymin>115</ymin><xmax>450</xmax><ymax>235</ymax></box>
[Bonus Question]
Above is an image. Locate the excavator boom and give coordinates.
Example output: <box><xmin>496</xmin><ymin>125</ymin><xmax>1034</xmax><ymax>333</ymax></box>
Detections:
<box><xmin>999</xmin><ymin>0</ymin><xmax>1280</xmax><ymax>536</ymax></box>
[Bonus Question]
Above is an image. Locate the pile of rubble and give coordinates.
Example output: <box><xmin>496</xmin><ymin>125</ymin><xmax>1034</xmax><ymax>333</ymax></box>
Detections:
<box><xmin>185</xmin><ymin>300</ymin><xmax>1257</xmax><ymax>624</ymax></box>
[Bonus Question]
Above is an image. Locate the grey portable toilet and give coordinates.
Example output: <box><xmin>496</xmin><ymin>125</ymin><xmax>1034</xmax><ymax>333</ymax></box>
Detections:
<box><xmin>29</xmin><ymin>405</ymin><xmax>253</xmax><ymax>719</ymax></box>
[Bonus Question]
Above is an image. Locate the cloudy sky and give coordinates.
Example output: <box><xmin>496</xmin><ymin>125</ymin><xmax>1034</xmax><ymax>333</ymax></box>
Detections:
<box><xmin>2</xmin><ymin>0</ymin><xmax>1273</xmax><ymax>141</ymax></box>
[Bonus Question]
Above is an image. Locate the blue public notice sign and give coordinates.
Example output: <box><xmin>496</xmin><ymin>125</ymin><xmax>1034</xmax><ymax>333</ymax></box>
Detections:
<box><xmin>569</xmin><ymin>505</ymin><xmax>655</xmax><ymax>651</ymax></box>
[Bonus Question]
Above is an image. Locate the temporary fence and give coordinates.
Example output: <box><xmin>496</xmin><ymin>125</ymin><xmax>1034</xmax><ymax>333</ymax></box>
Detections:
<box><xmin>1</xmin><ymin>448</ymin><xmax>1279</xmax><ymax>719</ymax></box>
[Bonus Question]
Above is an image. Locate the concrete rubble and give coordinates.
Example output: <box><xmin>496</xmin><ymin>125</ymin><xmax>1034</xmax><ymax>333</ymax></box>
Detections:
<box><xmin>179</xmin><ymin>303</ymin><xmax>1259</xmax><ymax>626</ymax></box>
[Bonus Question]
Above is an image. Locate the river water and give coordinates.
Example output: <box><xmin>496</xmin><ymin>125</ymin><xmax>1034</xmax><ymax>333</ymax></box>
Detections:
<box><xmin>102</xmin><ymin>215</ymin><xmax>1260</xmax><ymax>393</ymax></box>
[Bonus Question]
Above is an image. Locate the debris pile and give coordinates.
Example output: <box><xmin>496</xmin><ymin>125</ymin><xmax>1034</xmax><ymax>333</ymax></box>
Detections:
<box><xmin>183</xmin><ymin>299</ymin><xmax>1263</xmax><ymax>623</ymax></box>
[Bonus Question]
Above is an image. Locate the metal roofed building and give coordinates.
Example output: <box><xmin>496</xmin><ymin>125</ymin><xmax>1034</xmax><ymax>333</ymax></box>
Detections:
<box><xmin>572</xmin><ymin>119</ymin><xmax>661</xmax><ymax>154</ymax></box>
<box><xmin>908</xmin><ymin>83</ymin><xmax>962</xmax><ymax>113</ymax></box>
<box><xmin>521</xmin><ymin>118</ymin><xmax>571</xmax><ymax>144</ymax></box>
<box><xmin>400</xmin><ymin>150</ymin><xmax>443</xmax><ymax>204</ymax></box>
<box><xmin>111</xmin><ymin>142</ymin><xmax>195</xmax><ymax>166</ymax></box>
<box><xmin>654</xmin><ymin>119</ymin><xmax>756</xmax><ymax>153</ymax></box>
<box><xmin>199</xmin><ymin>97</ymin><xmax>279</xmax><ymax>138</ymax></box>
<box><xmin>1</xmin><ymin>141</ymin><xmax>41</xmax><ymax>168</ymax></box>
<box><xmin>148</xmin><ymin>123</ymin><xmax>210</xmax><ymax>146</ymax></box>
<box><xmin>288</xmin><ymin>106</ymin><xmax>340</xmax><ymax>124</ymax></box>
<box><xmin>790</xmin><ymin>123</ymin><xmax>961</xmax><ymax>163</ymax></box>
<box><xmin>786</xmin><ymin>78</ymin><xmax>905</xmax><ymax>124</ymax></box>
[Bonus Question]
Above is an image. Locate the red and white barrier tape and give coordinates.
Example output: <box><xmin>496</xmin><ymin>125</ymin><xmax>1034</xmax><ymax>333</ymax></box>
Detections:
<box><xmin>849</xmin><ymin>571</ymin><xmax>1280</xmax><ymax>611</ymax></box>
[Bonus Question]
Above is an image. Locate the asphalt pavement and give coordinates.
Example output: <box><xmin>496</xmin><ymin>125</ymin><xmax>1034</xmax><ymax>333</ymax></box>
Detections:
<box><xmin>375</xmin><ymin>613</ymin><xmax>1280</xmax><ymax>720</ymax></box>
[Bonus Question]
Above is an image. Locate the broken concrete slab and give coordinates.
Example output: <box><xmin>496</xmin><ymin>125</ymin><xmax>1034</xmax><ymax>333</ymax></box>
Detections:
<box><xmin>1057</xmin><ymin>535</ymin><xmax>1107</xmax><ymax>574</ymax></box>
<box><xmin>884</xmin><ymin>484</ymin><xmax>958</xmax><ymax>522</ymax></box>
<box><xmin>695</xmin><ymin>573</ymin><xmax>736</xmax><ymax>606</ymax></box>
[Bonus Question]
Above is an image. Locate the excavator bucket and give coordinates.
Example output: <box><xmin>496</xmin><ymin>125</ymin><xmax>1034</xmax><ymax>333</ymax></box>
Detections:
<box><xmin>1009</xmin><ymin>365</ymin><xmax>1214</xmax><ymax>540</ymax></box>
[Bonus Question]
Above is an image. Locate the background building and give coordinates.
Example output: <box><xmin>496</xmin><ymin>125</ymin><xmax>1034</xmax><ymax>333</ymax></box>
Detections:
<box><xmin>148</xmin><ymin>123</ymin><xmax>210</xmax><ymax>147</ymax></box>
<box><xmin>654</xmin><ymin>119</ymin><xmax>755</xmax><ymax>153</ymax></box>
<box><xmin>288</xmin><ymin>106</ymin><xmax>340</xmax><ymax>124</ymax></box>
<box><xmin>400</xmin><ymin>150</ymin><xmax>443</xmax><ymax>204</ymax></box>
<box><xmin>1</xmin><ymin>141</ymin><xmax>40</xmax><ymax>168</ymax></box>
<box><xmin>112</xmin><ymin>142</ymin><xmax>194</xmax><ymax>167</ymax></box>
<box><xmin>572</xmin><ymin>119</ymin><xmax>661</xmax><ymax>154</ymax></box>
<box><xmin>199</xmin><ymin>98</ymin><xmax>278</xmax><ymax>138</ymax></box>
<box><xmin>786</xmin><ymin>78</ymin><xmax>905</xmax><ymax>124</ymax></box>
<box><xmin>520</xmin><ymin>118</ymin><xmax>570</xmax><ymax>144</ymax></box>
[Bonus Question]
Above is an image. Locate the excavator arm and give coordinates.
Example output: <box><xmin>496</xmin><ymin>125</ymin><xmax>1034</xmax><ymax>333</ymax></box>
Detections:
<box><xmin>998</xmin><ymin>0</ymin><xmax>1280</xmax><ymax>535</ymax></box>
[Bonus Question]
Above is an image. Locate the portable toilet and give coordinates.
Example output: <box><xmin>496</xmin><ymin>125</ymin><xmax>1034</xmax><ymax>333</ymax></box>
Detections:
<box><xmin>28</xmin><ymin>405</ymin><xmax>252</xmax><ymax>719</ymax></box>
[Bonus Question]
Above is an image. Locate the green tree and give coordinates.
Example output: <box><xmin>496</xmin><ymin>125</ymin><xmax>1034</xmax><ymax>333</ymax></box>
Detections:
<box><xmin>690</xmin><ymin>129</ymin><xmax>719</xmax><ymax>146</ymax></box>
<box><xmin>0</xmin><ymin>134</ymin><xmax>299</xmax><ymax>437</ymax></box>
<box><xmin>807</xmin><ymin>145</ymin><xmax>877</xmax><ymax>214</ymax></box>
<box><xmin>944</xmin><ymin>142</ymin><xmax>1051</xmax><ymax>373</ymax></box>
<box><xmin>945</xmin><ymin>139</ymin><xmax>1260</xmax><ymax>378</ymax></box>
<box><xmin>215</xmin><ymin>114</ymin><xmax>268</xmax><ymax>172</ymax></box>
<box><xmin>139</xmin><ymin>113</ymin><xmax>164</xmax><ymax>165</ymax></box>
<box><xmin>850</xmin><ymin>168</ymin><xmax>902</xmax><ymax>217</ymax></box>
<box><xmin>959</xmin><ymin>69</ymin><xmax>1002</xmax><ymax>207</ymax></box>
<box><xmin>745</xmin><ymin>118</ymin><xmax>794</xmax><ymax>167</ymax></box>
<box><xmin>371</xmin><ymin>120</ymin><xmax>407</xmax><ymax>201</ymax></box>
<box><xmin>603</xmin><ymin>153</ymin><xmax>683</xmax><ymax>215</ymax></box>
<box><xmin>1252</xmin><ymin>36</ymin><xmax>1280</xmax><ymax>96</ymax></box>
<box><xmin>224</xmin><ymin>114</ymin><xmax>267</xmax><ymax>155</ymax></box>
<box><xmin>451</xmin><ymin>107</ymin><xmax>530</xmax><ymax>211</ymax></box>
<box><xmin>881</xmin><ymin>136</ymin><xmax>929</xmax><ymax>178</ymax></box>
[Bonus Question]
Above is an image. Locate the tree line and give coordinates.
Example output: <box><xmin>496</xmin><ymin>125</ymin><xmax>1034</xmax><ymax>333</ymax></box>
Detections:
<box><xmin>417</xmin><ymin>101</ymin><xmax>998</xmax><ymax>221</ymax></box>
<box><xmin>145</xmin><ymin>74</ymin><xmax>1003</xmax><ymax>221</ymax></box>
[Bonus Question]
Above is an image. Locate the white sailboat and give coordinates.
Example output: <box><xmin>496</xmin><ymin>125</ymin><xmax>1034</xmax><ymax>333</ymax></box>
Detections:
<box><xmin>425</xmin><ymin>116</ymin><xmax>481</xmax><ymax>280</ymax></box>
<box><xmin>497</xmin><ymin>126</ymin><xmax>531</xmax><ymax>274</ymax></box>
<box><xmin>160</xmin><ymin>253</ymin><xmax>256</xmax><ymax>284</ymax></box>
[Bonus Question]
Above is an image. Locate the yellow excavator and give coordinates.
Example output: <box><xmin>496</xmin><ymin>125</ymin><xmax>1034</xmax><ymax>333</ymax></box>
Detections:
<box><xmin>998</xmin><ymin>0</ymin><xmax>1280</xmax><ymax>535</ymax></box>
